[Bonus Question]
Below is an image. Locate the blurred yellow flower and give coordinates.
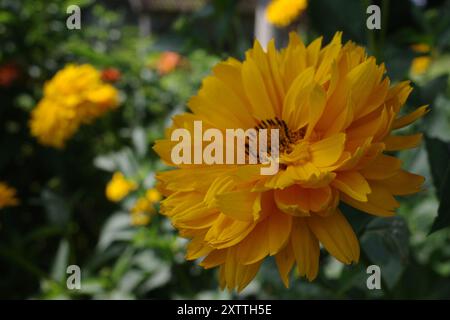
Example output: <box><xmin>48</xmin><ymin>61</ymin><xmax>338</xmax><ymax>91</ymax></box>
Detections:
<box><xmin>131</xmin><ymin>211</ymin><xmax>152</xmax><ymax>226</ymax></box>
<box><xmin>29</xmin><ymin>99</ymin><xmax>79</xmax><ymax>148</ymax></box>
<box><xmin>105</xmin><ymin>172</ymin><xmax>137</xmax><ymax>202</ymax></box>
<box><xmin>411</xmin><ymin>56</ymin><xmax>432</xmax><ymax>76</ymax></box>
<box><xmin>154</xmin><ymin>32</ymin><xmax>426</xmax><ymax>291</ymax></box>
<box><xmin>266</xmin><ymin>0</ymin><xmax>308</xmax><ymax>27</ymax></box>
<box><xmin>30</xmin><ymin>64</ymin><xmax>119</xmax><ymax>148</ymax></box>
<box><xmin>0</xmin><ymin>182</ymin><xmax>19</xmax><ymax>209</ymax></box>
<box><xmin>130</xmin><ymin>197</ymin><xmax>156</xmax><ymax>226</ymax></box>
<box><xmin>411</xmin><ymin>43</ymin><xmax>431</xmax><ymax>54</ymax></box>
<box><xmin>145</xmin><ymin>188</ymin><xmax>162</xmax><ymax>203</ymax></box>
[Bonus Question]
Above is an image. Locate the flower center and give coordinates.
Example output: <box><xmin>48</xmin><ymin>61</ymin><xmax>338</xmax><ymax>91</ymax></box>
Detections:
<box><xmin>255</xmin><ymin>118</ymin><xmax>306</xmax><ymax>154</ymax></box>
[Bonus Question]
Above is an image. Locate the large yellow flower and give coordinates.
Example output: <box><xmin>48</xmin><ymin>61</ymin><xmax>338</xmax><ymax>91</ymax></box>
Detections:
<box><xmin>154</xmin><ymin>32</ymin><xmax>427</xmax><ymax>291</ymax></box>
<box><xmin>0</xmin><ymin>182</ymin><xmax>19</xmax><ymax>209</ymax></box>
<box><xmin>30</xmin><ymin>64</ymin><xmax>119</xmax><ymax>148</ymax></box>
<box><xmin>266</xmin><ymin>0</ymin><xmax>308</xmax><ymax>27</ymax></box>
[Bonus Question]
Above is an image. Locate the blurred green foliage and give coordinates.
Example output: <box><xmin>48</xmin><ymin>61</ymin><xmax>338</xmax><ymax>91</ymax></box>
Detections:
<box><xmin>0</xmin><ymin>0</ymin><xmax>449</xmax><ymax>299</ymax></box>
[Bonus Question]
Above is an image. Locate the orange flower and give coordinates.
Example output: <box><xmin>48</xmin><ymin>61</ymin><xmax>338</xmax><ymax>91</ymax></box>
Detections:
<box><xmin>157</xmin><ymin>51</ymin><xmax>182</xmax><ymax>75</ymax></box>
<box><xmin>101</xmin><ymin>68</ymin><xmax>121</xmax><ymax>82</ymax></box>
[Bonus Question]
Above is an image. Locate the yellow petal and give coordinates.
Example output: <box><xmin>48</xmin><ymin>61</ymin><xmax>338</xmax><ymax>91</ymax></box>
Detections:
<box><xmin>212</xmin><ymin>58</ymin><xmax>250</xmax><ymax>110</ymax></box>
<box><xmin>307</xmin><ymin>210</ymin><xmax>360</xmax><ymax>264</ymax></box>
<box><xmin>204</xmin><ymin>214</ymin><xmax>255</xmax><ymax>249</ymax></box>
<box><xmin>275</xmin><ymin>242</ymin><xmax>295</xmax><ymax>288</ymax></box>
<box><xmin>216</xmin><ymin>191</ymin><xmax>261</xmax><ymax>221</ymax></box>
<box><xmin>304</xmin><ymin>84</ymin><xmax>327</xmax><ymax>139</ymax></box>
<box><xmin>378</xmin><ymin>170</ymin><xmax>425</xmax><ymax>195</ymax></box>
<box><xmin>274</xmin><ymin>185</ymin><xmax>310</xmax><ymax>216</ymax></box>
<box><xmin>157</xmin><ymin>167</ymin><xmax>232</xmax><ymax>193</ymax></box>
<box><xmin>200</xmin><ymin>249</ymin><xmax>226</xmax><ymax>269</ymax></box>
<box><xmin>392</xmin><ymin>105</ymin><xmax>429</xmax><ymax>129</ymax></box>
<box><xmin>341</xmin><ymin>182</ymin><xmax>399</xmax><ymax>217</ymax></box>
<box><xmin>274</xmin><ymin>185</ymin><xmax>332</xmax><ymax>215</ymax></box>
<box><xmin>291</xmin><ymin>218</ymin><xmax>320</xmax><ymax>281</ymax></box>
<box><xmin>236</xmin><ymin>208</ymin><xmax>292</xmax><ymax>264</ymax></box>
<box><xmin>236</xmin><ymin>260</ymin><xmax>263</xmax><ymax>293</ymax></box>
<box><xmin>186</xmin><ymin>236</ymin><xmax>212</xmax><ymax>260</ymax></box>
<box><xmin>249</xmin><ymin>40</ymin><xmax>282</xmax><ymax>116</ymax></box>
<box><xmin>282</xmin><ymin>67</ymin><xmax>315</xmax><ymax>131</ymax></box>
<box><xmin>242</xmin><ymin>58</ymin><xmax>276</xmax><ymax>120</ymax></box>
<box><xmin>222</xmin><ymin>247</ymin><xmax>262</xmax><ymax>292</ymax></box>
<box><xmin>360</xmin><ymin>154</ymin><xmax>402</xmax><ymax>180</ymax></box>
<box><xmin>188</xmin><ymin>76</ymin><xmax>255</xmax><ymax>129</ymax></box>
<box><xmin>384</xmin><ymin>134</ymin><xmax>423</xmax><ymax>151</ymax></box>
<box><xmin>332</xmin><ymin>171</ymin><xmax>371</xmax><ymax>202</ymax></box>
<box><xmin>310</xmin><ymin>133</ymin><xmax>346</xmax><ymax>167</ymax></box>
<box><xmin>385</xmin><ymin>81</ymin><xmax>413</xmax><ymax>113</ymax></box>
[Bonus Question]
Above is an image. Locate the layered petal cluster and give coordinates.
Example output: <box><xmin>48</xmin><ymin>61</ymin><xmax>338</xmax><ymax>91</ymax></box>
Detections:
<box><xmin>30</xmin><ymin>64</ymin><xmax>119</xmax><ymax>148</ymax></box>
<box><xmin>266</xmin><ymin>0</ymin><xmax>308</xmax><ymax>27</ymax></box>
<box><xmin>154</xmin><ymin>32</ymin><xmax>427</xmax><ymax>291</ymax></box>
<box><xmin>0</xmin><ymin>182</ymin><xmax>19</xmax><ymax>209</ymax></box>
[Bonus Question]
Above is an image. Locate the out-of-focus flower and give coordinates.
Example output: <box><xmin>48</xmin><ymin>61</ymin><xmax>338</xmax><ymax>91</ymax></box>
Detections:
<box><xmin>154</xmin><ymin>32</ymin><xmax>427</xmax><ymax>291</ymax></box>
<box><xmin>411</xmin><ymin>43</ymin><xmax>431</xmax><ymax>54</ymax></box>
<box><xmin>130</xmin><ymin>197</ymin><xmax>155</xmax><ymax>226</ymax></box>
<box><xmin>129</xmin><ymin>188</ymin><xmax>161</xmax><ymax>226</ymax></box>
<box><xmin>410</xmin><ymin>44</ymin><xmax>432</xmax><ymax>76</ymax></box>
<box><xmin>105</xmin><ymin>172</ymin><xmax>137</xmax><ymax>202</ymax></box>
<box><xmin>266</xmin><ymin>0</ymin><xmax>308</xmax><ymax>27</ymax></box>
<box><xmin>101</xmin><ymin>68</ymin><xmax>121</xmax><ymax>83</ymax></box>
<box><xmin>411</xmin><ymin>56</ymin><xmax>432</xmax><ymax>76</ymax></box>
<box><xmin>29</xmin><ymin>99</ymin><xmax>79</xmax><ymax>148</ymax></box>
<box><xmin>0</xmin><ymin>182</ymin><xmax>19</xmax><ymax>209</ymax></box>
<box><xmin>157</xmin><ymin>51</ymin><xmax>182</xmax><ymax>75</ymax></box>
<box><xmin>130</xmin><ymin>210</ymin><xmax>152</xmax><ymax>226</ymax></box>
<box><xmin>29</xmin><ymin>64</ymin><xmax>119</xmax><ymax>148</ymax></box>
<box><xmin>0</xmin><ymin>62</ymin><xmax>20</xmax><ymax>87</ymax></box>
<box><xmin>146</xmin><ymin>188</ymin><xmax>162</xmax><ymax>203</ymax></box>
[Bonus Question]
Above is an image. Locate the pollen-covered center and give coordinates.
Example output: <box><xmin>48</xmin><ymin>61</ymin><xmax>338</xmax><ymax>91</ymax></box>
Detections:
<box><xmin>254</xmin><ymin>117</ymin><xmax>306</xmax><ymax>154</ymax></box>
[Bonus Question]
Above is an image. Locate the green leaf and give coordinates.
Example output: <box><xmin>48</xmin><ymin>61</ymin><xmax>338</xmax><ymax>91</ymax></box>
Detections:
<box><xmin>131</xmin><ymin>126</ymin><xmax>148</xmax><ymax>158</ymax></box>
<box><xmin>409</xmin><ymin>75</ymin><xmax>448</xmax><ymax>108</ymax></box>
<box><xmin>429</xmin><ymin>167</ymin><xmax>450</xmax><ymax>234</ymax></box>
<box><xmin>97</xmin><ymin>212</ymin><xmax>135</xmax><ymax>250</ymax></box>
<box><xmin>425</xmin><ymin>135</ymin><xmax>450</xmax><ymax>192</ymax></box>
<box><xmin>340</xmin><ymin>202</ymin><xmax>373</xmax><ymax>235</ymax></box>
<box><xmin>360</xmin><ymin>217</ymin><xmax>410</xmax><ymax>290</ymax></box>
<box><xmin>51</xmin><ymin>239</ymin><xmax>70</xmax><ymax>283</ymax></box>
<box><xmin>425</xmin><ymin>135</ymin><xmax>450</xmax><ymax>234</ymax></box>
<box><xmin>41</xmin><ymin>190</ymin><xmax>71</xmax><ymax>228</ymax></box>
